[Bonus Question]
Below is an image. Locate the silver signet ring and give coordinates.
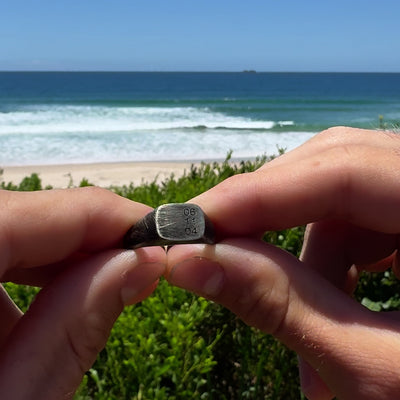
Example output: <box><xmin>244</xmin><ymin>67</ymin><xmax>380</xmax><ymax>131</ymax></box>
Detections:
<box><xmin>123</xmin><ymin>203</ymin><xmax>216</xmax><ymax>249</ymax></box>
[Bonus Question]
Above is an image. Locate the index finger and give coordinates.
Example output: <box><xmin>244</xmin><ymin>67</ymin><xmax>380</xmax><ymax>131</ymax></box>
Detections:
<box><xmin>0</xmin><ymin>187</ymin><xmax>150</xmax><ymax>274</ymax></box>
<box><xmin>191</xmin><ymin>128</ymin><xmax>400</xmax><ymax>237</ymax></box>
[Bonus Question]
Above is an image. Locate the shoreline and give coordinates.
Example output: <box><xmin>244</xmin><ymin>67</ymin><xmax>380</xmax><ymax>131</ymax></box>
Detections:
<box><xmin>1</xmin><ymin>161</ymin><xmax>196</xmax><ymax>189</ymax></box>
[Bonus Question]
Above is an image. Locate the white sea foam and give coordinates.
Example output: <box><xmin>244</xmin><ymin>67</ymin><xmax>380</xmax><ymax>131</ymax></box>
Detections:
<box><xmin>1</xmin><ymin>129</ymin><xmax>315</xmax><ymax>165</ymax></box>
<box><xmin>0</xmin><ymin>105</ymin><xmax>313</xmax><ymax>165</ymax></box>
<box><xmin>0</xmin><ymin>105</ymin><xmax>280</xmax><ymax>135</ymax></box>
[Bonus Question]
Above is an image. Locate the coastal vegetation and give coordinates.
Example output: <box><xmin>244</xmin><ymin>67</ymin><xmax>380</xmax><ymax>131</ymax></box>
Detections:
<box><xmin>2</xmin><ymin>152</ymin><xmax>400</xmax><ymax>399</ymax></box>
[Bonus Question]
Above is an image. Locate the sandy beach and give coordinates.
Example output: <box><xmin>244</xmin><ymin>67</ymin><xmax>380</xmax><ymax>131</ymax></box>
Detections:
<box><xmin>1</xmin><ymin>161</ymin><xmax>194</xmax><ymax>189</ymax></box>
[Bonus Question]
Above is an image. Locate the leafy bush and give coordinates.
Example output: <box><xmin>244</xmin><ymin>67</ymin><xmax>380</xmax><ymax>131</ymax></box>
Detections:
<box><xmin>111</xmin><ymin>151</ymin><xmax>268</xmax><ymax>207</ymax></box>
<box><xmin>3</xmin><ymin>151</ymin><xmax>398</xmax><ymax>399</ymax></box>
<box><xmin>1</xmin><ymin>172</ymin><xmax>45</xmax><ymax>191</ymax></box>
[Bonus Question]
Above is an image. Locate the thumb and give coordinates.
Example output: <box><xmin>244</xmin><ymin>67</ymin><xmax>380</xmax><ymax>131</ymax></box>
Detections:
<box><xmin>0</xmin><ymin>247</ymin><xmax>165</xmax><ymax>400</ymax></box>
<box><xmin>166</xmin><ymin>239</ymin><xmax>400</xmax><ymax>400</ymax></box>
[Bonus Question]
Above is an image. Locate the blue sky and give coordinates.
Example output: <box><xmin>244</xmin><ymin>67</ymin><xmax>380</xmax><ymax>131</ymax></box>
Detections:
<box><xmin>1</xmin><ymin>0</ymin><xmax>399</xmax><ymax>72</ymax></box>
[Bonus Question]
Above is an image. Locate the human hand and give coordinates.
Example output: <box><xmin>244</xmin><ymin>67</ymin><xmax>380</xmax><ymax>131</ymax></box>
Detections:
<box><xmin>0</xmin><ymin>187</ymin><xmax>166</xmax><ymax>399</ymax></box>
<box><xmin>166</xmin><ymin>127</ymin><xmax>400</xmax><ymax>400</ymax></box>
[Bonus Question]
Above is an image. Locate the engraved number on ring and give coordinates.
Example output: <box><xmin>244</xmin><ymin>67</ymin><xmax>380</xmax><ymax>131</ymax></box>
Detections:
<box><xmin>184</xmin><ymin>207</ymin><xmax>198</xmax><ymax>235</ymax></box>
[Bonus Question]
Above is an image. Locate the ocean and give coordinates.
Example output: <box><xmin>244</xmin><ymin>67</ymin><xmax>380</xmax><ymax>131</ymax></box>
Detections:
<box><xmin>1</xmin><ymin>72</ymin><xmax>400</xmax><ymax>166</ymax></box>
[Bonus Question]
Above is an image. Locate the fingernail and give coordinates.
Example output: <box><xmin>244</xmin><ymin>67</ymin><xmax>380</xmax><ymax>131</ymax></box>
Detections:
<box><xmin>120</xmin><ymin>260</ymin><xmax>165</xmax><ymax>305</ymax></box>
<box><xmin>169</xmin><ymin>257</ymin><xmax>225</xmax><ymax>297</ymax></box>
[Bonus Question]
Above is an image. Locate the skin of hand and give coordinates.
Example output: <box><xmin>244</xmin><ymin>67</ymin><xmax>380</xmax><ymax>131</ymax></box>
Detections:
<box><xmin>165</xmin><ymin>127</ymin><xmax>400</xmax><ymax>400</ymax></box>
<box><xmin>0</xmin><ymin>187</ymin><xmax>166</xmax><ymax>400</ymax></box>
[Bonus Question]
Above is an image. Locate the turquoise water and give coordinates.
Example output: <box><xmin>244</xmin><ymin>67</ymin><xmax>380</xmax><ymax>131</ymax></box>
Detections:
<box><xmin>1</xmin><ymin>72</ymin><xmax>399</xmax><ymax>165</ymax></box>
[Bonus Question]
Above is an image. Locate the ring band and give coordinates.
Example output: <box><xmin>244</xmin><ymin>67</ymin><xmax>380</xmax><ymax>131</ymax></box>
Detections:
<box><xmin>123</xmin><ymin>203</ymin><xmax>216</xmax><ymax>249</ymax></box>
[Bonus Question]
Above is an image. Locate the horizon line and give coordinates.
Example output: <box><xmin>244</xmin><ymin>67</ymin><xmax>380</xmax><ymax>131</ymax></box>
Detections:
<box><xmin>0</xmin><ymin>69</ymin><xmax>400</xmax><ymax>74</ymax></box>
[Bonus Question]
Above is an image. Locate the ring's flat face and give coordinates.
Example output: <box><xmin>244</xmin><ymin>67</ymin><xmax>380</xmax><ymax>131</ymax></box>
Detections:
<box><xmin>155</xmin><ymin>203</ymin><xmax>206</xmax><ymax>242</ymax></box>
<box><xmin>123</xmin><ymin>203</ymin><xmax>215</xmax><ymax>249</ymax></box>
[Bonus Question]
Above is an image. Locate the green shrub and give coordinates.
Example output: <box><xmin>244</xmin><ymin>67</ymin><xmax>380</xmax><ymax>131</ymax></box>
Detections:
<box><xmin>3</xmin><ymin>151</ymin><xmax>397</xmax><ymax>399</ymax></box>
<box><xmin>112</xmin><ymin>151</ymin><xmax>268</xmax><ymax>207</ymax></box>
<box><xmin>1</xmin><ymin>172</ymin><xmax>45</xmax><ymax>191</ymax></box>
